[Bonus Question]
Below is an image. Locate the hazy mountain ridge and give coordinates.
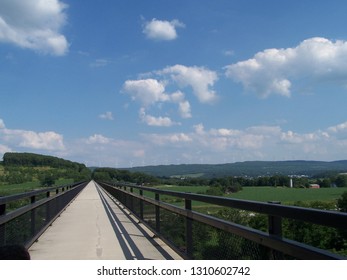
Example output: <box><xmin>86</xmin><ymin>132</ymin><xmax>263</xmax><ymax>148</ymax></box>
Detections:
<box><xmin>124</xmin><ymin>160</ymin><xmax>347</xmax><ymax>178</ymax></box>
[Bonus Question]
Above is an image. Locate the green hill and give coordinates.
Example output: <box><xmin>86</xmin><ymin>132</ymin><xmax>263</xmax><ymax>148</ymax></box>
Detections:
<box><xmin>124</xmin><ymin>160</ymin><xmax>347</xmax><ymax>178</ymax></box>
<box><xmin>0</xmin><ymin>152</ymin><xmax>91</xmax><ymax>186</ymax></box>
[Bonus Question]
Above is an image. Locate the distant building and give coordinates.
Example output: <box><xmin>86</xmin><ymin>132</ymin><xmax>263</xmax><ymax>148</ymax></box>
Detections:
<box><xmin>309</xmin><ymin>184</ymin><xmax>320</xmax><ymax>189</ymax></box>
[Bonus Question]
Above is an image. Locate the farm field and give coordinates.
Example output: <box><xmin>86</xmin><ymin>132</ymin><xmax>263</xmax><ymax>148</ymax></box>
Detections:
<box><xmin>155</xmin><ymin>185</ymin><xmax>347</xmax><ymax>204</ymax></box>
<box><xmin>226</xmin><ymin>186</ymin><xmax>347</xmax><ymax>203</ymax></box>
<box><xmin>0</xmin><ymin>178</ymin><xmax>75</xmax><ymax>196</ymax></box>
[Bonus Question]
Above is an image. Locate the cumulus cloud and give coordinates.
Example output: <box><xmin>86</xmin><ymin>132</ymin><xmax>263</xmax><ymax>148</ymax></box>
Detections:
<box><xmin>99</xmin><ymin>111</ymin><xmax>114</xmax><ymax>120</ymax></box>
<box><xmin>178</xmin><ymin>100</ymin><xmax>192</xmax><ymax>119</ymax></box>
<box><xmin>328</xmin><ymin>121</ymin><xmax>347</xmax><ymax>133</ymax></box>
<box><xmin>0</xmin><ymin>144</ymin><xmax>11</xmax><ymax>155</ymax></box>
<box><xmin>0</xmin><ymin>119</ymin><xmax>65</xmax><ymax>151</ymax></box>
<box><xmin>143</xmin><ymin>18</ymin><xmax>185</xmax><ymax>41</ymax></box>
<box><xmin>225</xmin><ymin>37</ymin><xmax>347</xmax><ymax>97</ymax></box>
<box><xmin>160</xmin><ymin>65</ymin><xmax>218</xmax><ymax>104</ymax></box>
<box><xmin>0</xmin><ymin>0</ymin><xmax>68</xmax><ymax>55</ymax></box>
<box><xmin>86</xmin><ymin>134</ymin><xmax>111</xmax><ymax>145</ymax></box>
<box><xmin>2</xmin><ymin>129</ymin><xmax>65</xmax><ymax>150</ymax></box>
<box><xmin>0</xmin><ymin>119</ymin><xmax>5</xmax><ymax>129</ymax></box>
<box><xmin>143</xmin><ymin>133</ymin><xmax>192</xmax><ymax>146</ymax></box>
<box><xmin>123</xmin><ymin>75</ymin><xmax>196</xmax><ymax>125</ymax></box>
<box><xmin>123</xmin><ymin>79</ymin><xmax>169</xmax><ymax>107</ymax></box>
<box><xmin>139</xmin><ymin>108</ymin><xmax>179</xmax><ymax>127</ymax></box>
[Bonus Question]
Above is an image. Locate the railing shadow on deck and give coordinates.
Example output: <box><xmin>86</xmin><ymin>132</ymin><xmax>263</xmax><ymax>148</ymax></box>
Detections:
<box><xmin>97</xmin><ymin>181</ymin><xmax>347</xmax><ymax>260</ymax></box>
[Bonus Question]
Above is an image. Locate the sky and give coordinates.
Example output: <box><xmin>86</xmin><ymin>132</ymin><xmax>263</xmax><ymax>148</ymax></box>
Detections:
<box><xmin>1</xmin><ymin>0</ymin><xmax>347</xmax><ymax>168</ymax></box>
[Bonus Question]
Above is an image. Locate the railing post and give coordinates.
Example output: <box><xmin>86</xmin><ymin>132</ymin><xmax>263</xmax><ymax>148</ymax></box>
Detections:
<box><xmin>185</xmin><ymin>199</ymin><xmax>193</xmax><ymax>258</ymax></box>
<box><xmin>31</xmin><ymin>195</ymin><xmax>36</xmax><ymax>237</ymax></box>
<box><xmin>0</xmin><ymin>201</ymin><xmax>6</xmax><ymax>246</ymax></box>
<box><xmin>130</xmin><ymin>187</ymin><xmax>134</xmax><ymax>211</ymax></box>
<box><xmin>268</xmin><ymin>201</ymin><xmax>283</xmax><ymax>259</ymax></box>
<box><xmin>139</xmin><ymin>190</ymin><xmax>144</xmax><ymax>220</ymax></box>
<box><xmin>46</xmin><ymin>191</ymin><xmax>51</xmax><ymax>224</ymax></box>
<box><xmin>155</xmin><ymin>193</ymin><xmax>160</xmax><ymax>233</ymax></box>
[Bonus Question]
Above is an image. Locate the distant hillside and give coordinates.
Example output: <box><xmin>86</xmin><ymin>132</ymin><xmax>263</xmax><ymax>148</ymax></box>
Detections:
<box><xmin>124</xmin><ymin>160</ymin><xmax>347</xmax><ymax>178</ymax></box>
<box><xmin>1</xmin><ymin>152</ymin><xmax>91</xmax><ymax>185</ymax></box>
<box><xmin>2</xmin><ymin>152</ymin><xmax>86</xmax><ymax>170</ymax></box>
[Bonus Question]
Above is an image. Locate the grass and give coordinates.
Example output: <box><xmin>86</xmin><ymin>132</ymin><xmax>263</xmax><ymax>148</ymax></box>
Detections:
<box><xmin>150</xmin><ymin>185</ymin><xmax>347</xmax><ymax>207</ymax></box>
<box><xmin>0</xmin><ymin>178</ymin><xmax>75</xmax><ymax>196</ymax></box>
<box><xmin>155</xmin><ymin>184</ymin><xmax>209</xmax><ymax>193</ymax></box>
<box><xmin>0</xmin><ymin>181</ymin><xmax>41</xmax><ymax>196</ymax></box>
<box><xmin>227</xmin><ymin>186</ymin><xmax>347</xmax><ymax>203</ymax></box>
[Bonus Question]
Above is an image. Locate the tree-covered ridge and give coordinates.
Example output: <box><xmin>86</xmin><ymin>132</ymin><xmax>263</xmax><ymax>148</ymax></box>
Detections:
<box><xmin>92</xmin><ymin>167</ymin><xmax>159</xmax><ymax>185</ymax></box>
<box><xmin>0</xmin><ymin>152</ymin><xmax>91</xmax><ymax>186</ymax></box>
<box><xmin>3</xmin><ymin>152</ymin><xmax>86</xmax><ymax>170</ymax></box>
<box><xmin>126</xmin><ymin>160</ymin><xmax>347</xmax><ymax>178</ymax></box>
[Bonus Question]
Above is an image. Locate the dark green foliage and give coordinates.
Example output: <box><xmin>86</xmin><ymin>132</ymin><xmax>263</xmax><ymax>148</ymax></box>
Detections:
<box><xmin>335</xmin><ymin>175</ymin><xmax>347</xmax><ymax>188</ymax></box>
<box><xmin>337</xmin><ymin>191</ymin><xmax>347</xmax><ymax>212</ymax></box>
<box><xmin>3</xmin><ymin>152</ymin><xmax>86</xmax><ymax>171</ymax></box>
<box><xmin>92</xmin><ymin>168</ymin><xmax>159</xmax><ymax>185</ymax></box>
<box><xmin>40</xmin><ymin>174</ymin><xmax>55</xmax><ymax>187</ymax></box>
<box><xmin>1</xmin><ymin>152</ymin><xmax>91</xmax><ymax>187</ymax></box>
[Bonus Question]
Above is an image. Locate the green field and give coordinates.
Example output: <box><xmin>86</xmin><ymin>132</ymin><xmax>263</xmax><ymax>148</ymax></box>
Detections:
<box><xmin>155</xmin><ymin>185</ymin><xmax>347</xmax><ymax>204</ymax></box>
<box><xmin>0</xmin><ymin>178</ymin><xmax>74</xmax><ymax>196</ymax></box>
<box><xmin>227</xmin><ymin>186</ymin><xmax>347</xmax><ymax>203</ymax></box>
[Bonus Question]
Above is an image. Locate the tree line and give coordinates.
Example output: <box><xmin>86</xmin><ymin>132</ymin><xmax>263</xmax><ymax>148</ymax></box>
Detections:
<box><xmin>0</xmin><ymin>152</ymin><xmax>91</xmax><ymax>186</ymax></box>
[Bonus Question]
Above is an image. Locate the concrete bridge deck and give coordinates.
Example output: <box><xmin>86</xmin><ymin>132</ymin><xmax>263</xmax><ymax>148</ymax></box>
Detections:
<box><xmin>28</xmin><ymin>181</ymin><xmax>182</xmax><ymax>260</ymax></box>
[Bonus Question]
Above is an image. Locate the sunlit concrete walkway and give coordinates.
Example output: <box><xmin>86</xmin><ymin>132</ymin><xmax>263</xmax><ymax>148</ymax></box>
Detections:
<box><xmin>28</xmin><ymin>181</ymin><xmax>182</xmax><ymax>260</ymax></box>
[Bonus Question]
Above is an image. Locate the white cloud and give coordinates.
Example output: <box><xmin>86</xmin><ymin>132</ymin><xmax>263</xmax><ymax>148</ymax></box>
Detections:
<box><xmin>143</xmin><ymin>18</ymin><xmax>185</xmax><ymax>41</ymax></box>
<box><xmin>225</xmin><ymin>37</ymin><xmax>347</xmax><ymax>97</ymax></box>
<box><xmin>143</xmin><ymin>133</ymin><xmax>192</xmax><ymax>146</ymax></box>
<box><xmin>160</xmin><ymin>65</ymin><xmax>218</xmax><ymax>104</ymax></box>
<box><xmin>2</xmin><ymin>129</ymin><xmax>65</xmax><ymax>150</ymax></box>
<box><xmin>328</xmin><ymin>121</ymin><xmax>347</xmax><ymax>133</ymax></box>
<box><xmin>178</xmin><ymin>100</ymin><xmax>192</xmax><ymax>119</ymax></box>
<box><xmin>122</xmin><ymin>65</ymin><xmax>218</xmax><ymax>125</ymax></box>
<box><xmin>0</xmin><ymin>0</ymin><xmax>68</xmax><ymax>55</ymax></box>
<box><xmin>139</xmin><ymin>108</ymin><xmax>179</xmax><ymax>127</ymax></box>
<box><xmin>0</xmin><ymin>144</ymin><xmax>11</xmax><ymax>155</ymax></box>
<box><xmin>123</xmin><ymin>79</ymin><xmax>169</xmax><ymax>107</ymax></box>
<box><xmin>90</xmin><ymin>59</ymin><xmax>110</xmax><ymax>68</ymax></box>
<box><xmin>0</xmin><ymin>119</ymin><xmax>65</xmax><ymax>151</ymax></box>
<box><xmin>0</xmin><ymin>119</ymin><xmax>5</xmax><ymax>129</ymax></box>
<box><xmin>99</xmin><ymin>111</ymin><xmax>114</xmax><ymax>120</ymax></box>
<box><xmin>86</xmin><ymin>134</ymin><xmax>111</xmax><ymax>145</ymax></box>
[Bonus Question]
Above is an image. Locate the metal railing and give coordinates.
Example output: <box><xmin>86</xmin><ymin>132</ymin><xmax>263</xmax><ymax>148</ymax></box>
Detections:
<box><xmin>0</xmin><ymin>181</ymin><xmax>88</xmax><ymax>249</ymax></box>
<box><xmin>98</xmin><ymin>181</ymin><xmax>347</xmax><ymax>260</ymax></box>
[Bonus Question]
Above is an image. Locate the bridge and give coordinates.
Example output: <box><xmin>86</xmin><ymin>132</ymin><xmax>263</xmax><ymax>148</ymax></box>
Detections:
<box><xmin>1</xmin><ymin>180</ymin><xmax>347</xmax><ymax>260</ymax></box>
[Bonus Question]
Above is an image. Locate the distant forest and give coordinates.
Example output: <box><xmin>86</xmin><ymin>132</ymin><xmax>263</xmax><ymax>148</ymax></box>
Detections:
<box><xmin>0</xmin><ymin>152</ymin><xmax>91</xmax><ymax>185</ymax></box>
<box><xmin>124</xmin><ymin>160</ymin><xmax>347</xmax><ymax>178</ymax></box>
<box><xmin>3</xmin><ymin>152</ymin><xmax>86</xmax><ymax>170</ymax></box>
<box><xmin>2</xmin><ymin>152</ymin><xmax>347</xmax><ymax>191</ymax></box>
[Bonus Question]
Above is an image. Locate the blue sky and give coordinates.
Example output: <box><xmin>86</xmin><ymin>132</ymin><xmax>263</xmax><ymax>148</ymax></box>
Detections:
<box><xmin>1</xmin><ymin>0</ymin><xmax>347</xmax><ymax>167</ymax></box>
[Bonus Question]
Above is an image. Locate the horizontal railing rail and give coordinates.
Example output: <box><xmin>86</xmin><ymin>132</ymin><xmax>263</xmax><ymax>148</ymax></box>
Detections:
<box><xmin>0</xmin><ymin>181</ymin><xmax>88</xmax><ymax>249</ymax></box>
<box><xmin>98</xmin><ymin>181</ymin><xmax>347</xmax><ymax>260</ymax></box>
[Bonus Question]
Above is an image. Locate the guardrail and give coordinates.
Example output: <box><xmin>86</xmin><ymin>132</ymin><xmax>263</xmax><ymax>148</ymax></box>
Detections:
<box><xmin>0</xmin><ymin>181</ymin><xmax>88</xmax><ymax>249</ymax></box>
<box><xmin>98</xmin><ymin>181</ymin><xmax>347</xmax><ymax>260</ymax></box>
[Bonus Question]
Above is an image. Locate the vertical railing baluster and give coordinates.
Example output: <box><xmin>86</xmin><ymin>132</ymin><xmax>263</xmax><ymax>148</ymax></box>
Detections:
<box><xmin>45</xmin><ymin>191</ymin><xmax>50</xmax><ymax>225</ymax></box>
<box><xmin>130</xmin><ymin>187</ymin><xmax>134</xmax><ymax>212</ymax></box>
<box><xmin>268</xmin><ymin>201</ymin><xmax>283</xmax><ymax>259</ymax></box>
<box><xmin>0</xmin><ymin>202</ymin><xmax>6</xmax><ymax>246</ymax></box>
<box><xmin>185</xmin><ymin>198</ymin><xmax>193</xmax><ymax>258</ymax></box>
<box><xmin>139</xmin><ymin>190</ymin><xmax>144</xmax><ymax>220</ymax></box>
<box><xmin>155</xmin><ymin>193</ymin><xmax>160</xmax><ymax>233</ymax></box>
<box><xmin>31</xmin><ymin>195</ymin><xmax>36</xmax><ymax>238</ymax></box>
